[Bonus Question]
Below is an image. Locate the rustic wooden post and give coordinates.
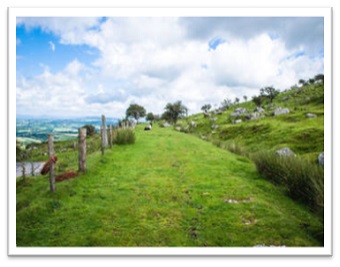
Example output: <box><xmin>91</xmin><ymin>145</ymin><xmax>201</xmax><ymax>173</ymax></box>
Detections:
<box><xmin>101</xmin><ymin>127</ymin><xmax>105</xmax><ymax>156</ymax></box>
<box><xmin>109</xmin><ymin>125</ymin><xmax>113</xmax><ymax>149</ymax></box>
<box><xmin>102</xmin><ymin>114</ymin><xmax>108</xmax><ymax>147</ymax></box>
<box><xmin>78</xmin><ymin>128</ymin><xmax>87</xmax><ymax>172</ymax></box>
<box><xmin>30</xmin><ymin>162</ymin><xmax>35</xmax><ymax>176</ymax></box>
<box><xmin>48</xmin><ymin>134</ymin><xmax>56</xmax><ymax>192</ymax></box>
<box><xmin>21</xmin><ymin>161</ymin><xmax>26</xmax><ymax>181</ymax></box>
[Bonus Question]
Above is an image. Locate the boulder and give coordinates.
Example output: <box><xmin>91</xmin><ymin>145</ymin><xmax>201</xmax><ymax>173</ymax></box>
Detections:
<box><xmin>275</xmin><ymin>147</ymin><xmax>296</xmax><ymax>157</ymax></box>
<box><xmin>254</xmin><ymin>107</ymin><xmax>265</xmax><ymax>113</ymax></box>
<box><xmin>234</xmin><ymin>107</ymin><xmax>248</xmax><ymax>114</ymax></box>
<box><xmin>273</xmin><ymin>107</ymin><xmax>290</xmax><ymax>116</ymax></box>
<box><xmin>190</xmin><ymin>121</ymin><xmax>196</xmax><ymax>127</ymax></box>
<box><xmin>234</xmin><ymin>119</ymin><xmax>242</xmax><ymax>124</ymax></box>
<box><xmin>211</xmin><ymin>124</ymin><xmax>218</xmax><ymax>129</ymax></box>
<box><xmin>306</xmin><ymin>113</ymin><xmax>317</xmax><ymax>118</ymax></box>
<box><xmin>203</xmin><ymin>112</ymin><xmax>211</xmax><ymax>118</ymax></box>
<box><xmin>230</xmin><ymin>112</ymin><xmax>240</xmax><ymax>117</ymax></box>
<box><xmin>245</xmin><ymin>113</ymin><xmax>261</xmax><ymax>120</ymax></box>
<box><xmin>210</xmin><ymin>117</ymin><xmax>217</xmax><ymax>122</ymax></box>
<box><xmin>175</xmin><ymin>126</ymin><xmax>181</xmax><ymax>131</ymax></box>
<box><xmin>162</xmin><ymin>122</ymin><xmax>171</xmax><ymax>128</ymax></box>
<box><xmin>318</xmin><ymin>152</ymin><xmax>324</xmax><ymax>166</ymax></box>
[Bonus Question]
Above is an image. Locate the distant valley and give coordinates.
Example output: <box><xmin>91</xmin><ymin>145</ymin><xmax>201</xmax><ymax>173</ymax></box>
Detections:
<box><xmin>16</xmin><ymin>117</ymin><xmax>119</xmax><ymax>146</ymax></box>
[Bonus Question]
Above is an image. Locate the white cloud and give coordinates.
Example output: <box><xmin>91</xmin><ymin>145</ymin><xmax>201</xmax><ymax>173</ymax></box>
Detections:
<box><xmin>16</xmin><ymin>16</ymin><xmax>324</xmax><ymax>118</ymax></box>
<box><xmin>48</xmin><ymin>41</ymin><xmax>55</xmax><ymax>51</ymax></box>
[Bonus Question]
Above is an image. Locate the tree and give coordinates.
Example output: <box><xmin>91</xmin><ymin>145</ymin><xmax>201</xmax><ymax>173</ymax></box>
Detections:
<box><xmin>201</xmin><ymin>104</ymin><xmax>212</xmax><ymax>113</ymax></box>
<box><xmin>126</xmin><ymin>104</ymin><xmax>146</xmax><ymax>124</ymax></box>
<box><xmin>260</xmin><ymin>86</ymin><xmax>280</xmax><ymax>103</ymax></box>
<box><xmin>252</xmin><ymin>95</ymin><xmax>263</xmax><ymax>107</ymax></box>
<box><xmin>234</xmin><ymin>97</ymin><xmax>240</xmax><ymax>104</ymax></box>
<box><xmin>162</xmin><ymin>100</ymin><xmax>187</xmax><ymax>124</ymax></box>
<box><xmin>220</xmin><ymin>98</ymin><xmax>232</xmax><ymax>110</ymax></box>
<box><xmin>314</xmin><ymin>73</ymin><xmax>324</xmax><ymax>83</ymax></box>
<box><xmin>146</xmin><ymin>112</ymin><xmax>155</xmax><ymax>122</ymax></box>
<box><xmin>298</xmin><ymin>79</ymin><xmax>306</xmax><ymax>86</ymax></box>
<box><xmin>82</xmin><ymin>124</ymin><xmax>96</xmax><ymax>136</ymax></box>
<box><xmin>308</xmin><ymin>78</ymin><xmax>315</xmax><ymax>84</ymax></box>
<box><xmin>243</xmin><ymin>95</ymin><xmax>248</xmax><ymax>102</ymax></box>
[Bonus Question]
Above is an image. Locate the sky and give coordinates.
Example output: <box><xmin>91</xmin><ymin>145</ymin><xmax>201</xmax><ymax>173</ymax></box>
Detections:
<box><xmin>16</xmin><ymin>16</ymin><xmax>324</xmax><ymax>119</ymax></box>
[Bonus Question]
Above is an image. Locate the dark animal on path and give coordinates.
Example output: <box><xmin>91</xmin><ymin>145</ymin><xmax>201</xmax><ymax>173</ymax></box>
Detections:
<box><xmin>144</xmin><ymin>125</ymin><xmax>152</xmax><ymax>131</ymax></box>
<box><xmin>40</xmin><ymin>155</ymin><xmax>58</xmax><ymax>175</ymax></box>
<box><xmin>55</xmin><ymin>170</ymin><xmax>78</xmax><ymax>182</ymax></box>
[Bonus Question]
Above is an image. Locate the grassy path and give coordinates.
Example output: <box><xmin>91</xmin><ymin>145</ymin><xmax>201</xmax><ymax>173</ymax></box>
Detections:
<box><xmin>16</xmin><ymin>125</ymin><xmax>323</xmax><ymax>247</ymax></box>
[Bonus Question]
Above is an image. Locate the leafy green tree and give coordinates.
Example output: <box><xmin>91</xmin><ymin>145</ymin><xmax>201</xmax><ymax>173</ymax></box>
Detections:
<box><xmin>162</xmin><ymin>100</ymin><xmax>187</xmax><ymax>124</ymax></box>
<box><xmin>314</xmin><ymin>74</ymin><xmax>324</xmax><ymax>83</ymax></box>
<box><xmin>126</xmin><ymin>104</ymin><xmax>146</xmax><ymax>124</ymax></box>
<box><xmin>298</xmin><ymin>79</ymin><xmax>306</xmax><ymax>86</ymax></box>
<box><xmin>82</xmin><ymin>124</ymin><xmax>96</xmax><ymax>136</ymax></box>
<box><xmin>243</xmin><ymin>95</ymin><xmax>248</xmax><ymax>102</ymax></box>
<box><xmin>220</xmin><ymin>98</ymin><xmax>232</xmax><ymax>110</ymax></box>
<box><xmin>260</xmin><ymin>86</ymin><xmax>280</xmax><ymax>103</ymax></box>
<box><xmin>308</xmin><ymin>78</ymin><xmax>315</xmax><ymax>84</ymax></box>
<box><xmin>252</xmin><ymin>95</ymin><xmax>264</xmax><ymax>107</ymax></box>
<box><xmin>146</xmin><ymin>112</ymin><xmax>155</xmax><ymax>122</ymax></box>
<box><xmin>234</xmin><ymin>97</ymin><xmax>240</xmax><ymax>104</ymax></box>
<box><xmin>201</xmin><ymin>104</ymin><xmax>212</xmax><ymax>113</ymax></box>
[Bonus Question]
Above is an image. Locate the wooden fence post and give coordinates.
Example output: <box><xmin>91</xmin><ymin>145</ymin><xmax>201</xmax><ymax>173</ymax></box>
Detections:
<box><xmin>102</xmin><ymin>114</ymin><xmax>108</xmax><ymax>147</ymax></box>
<box><xmin>48</xmin><ymin>134</ymin><xmax>56</xmax><ymax>192</ymax></box>
<box><xmin>101</xmin><ymin>127</ymin><xmax>105</xmax><ymax>156</ymax></box>
<box><xmin>109</xmin><ymin>125</ymin><xmax>113</xmax><ymax>149</ymax></box>
<box><xmin>78</xmin><ymin>128</ymin><xmax>87</xmax><ymax>172</ymax></box>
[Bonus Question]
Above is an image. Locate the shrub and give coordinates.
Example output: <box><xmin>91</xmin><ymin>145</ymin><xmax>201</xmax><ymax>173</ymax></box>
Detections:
<box><xmin>82</xmin><ymin>125</ymin><xmax>96</xmax><ymax>137</ymax></box>
<box><xmin>113</xmin><ymin>128</ymin><xmax>135</xmax><ymax>145</ymax></box>
<box><xmin>252</xmin><ymin>151</ymin><xmax>324</xmax><ymax>214</ymax></box>
<box><xmin>226</xmin><ymin>142</ymin><xmax>249</xmax><ymax>158</ymax></box>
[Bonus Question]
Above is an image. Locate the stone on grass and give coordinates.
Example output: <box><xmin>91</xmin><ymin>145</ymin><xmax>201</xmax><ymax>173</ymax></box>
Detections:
<box><xmin>275</xmin><ymin>147</ymin><xmax>296</xmax><ymax>157</ymax></box>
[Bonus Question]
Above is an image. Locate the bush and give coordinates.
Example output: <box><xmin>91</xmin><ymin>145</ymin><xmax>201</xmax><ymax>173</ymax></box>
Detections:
<box><xmin>82</xmin><ymin>125</ymin><xmax>96</xmax><ymax>137</ymax></box>
<box><xmin>113</xmin><ymin>128</ymin><xmax>135</xmax><ymax>145</ymax></box>
<box><xmin>252</xmin><ymin>151</ymin><xmax>324</xmax><ymax>214</ymax></box>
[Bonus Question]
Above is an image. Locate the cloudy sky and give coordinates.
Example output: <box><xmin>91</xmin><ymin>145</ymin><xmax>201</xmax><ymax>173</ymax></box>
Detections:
<box><xmin>16</xmin><ymin>16</ymin><xmax>324</xmax><ymax>119</ymax></box>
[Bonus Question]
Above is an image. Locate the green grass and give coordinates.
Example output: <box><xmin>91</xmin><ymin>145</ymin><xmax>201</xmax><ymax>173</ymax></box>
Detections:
<box><xmin>180</xmin><ymin>82</ymin><xmax>324</xmax><ymax>157</ymax></box>
<box><xmin>16</xmin><ymin>124</ymin><xmax>323</xmax><ymax>247</ymax></box>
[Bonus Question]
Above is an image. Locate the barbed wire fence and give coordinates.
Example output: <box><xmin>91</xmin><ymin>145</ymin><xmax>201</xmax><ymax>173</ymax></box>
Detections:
<box><xmin>17</xmin><ymin>114</ymin><xmax>136</xmax><ymax>192</ymax></box>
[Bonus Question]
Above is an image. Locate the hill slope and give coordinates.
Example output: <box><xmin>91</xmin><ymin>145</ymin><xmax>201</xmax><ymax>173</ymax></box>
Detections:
<box><xmin>16</xmin><ymin>125</ymin><xmax>323</xmax><ymax>247</ymax></box>
<box><xmin>176</xmin><ymin>82</ymin><xmax>324</xmax><ymax>160</ymax></box>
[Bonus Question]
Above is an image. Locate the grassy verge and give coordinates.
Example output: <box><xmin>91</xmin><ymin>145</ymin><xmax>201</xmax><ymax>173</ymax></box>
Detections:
<box><xmin>16</xmin><ymin>125</ymin><xmax>323</xmax><ymax>247</ymax></box>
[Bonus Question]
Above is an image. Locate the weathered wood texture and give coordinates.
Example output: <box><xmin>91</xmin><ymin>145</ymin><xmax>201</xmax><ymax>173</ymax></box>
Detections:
<box><xmin>48</xmin><ymin>134</ymin><xmax>56</xmax><ymax>192</ymax></box>
<box><xmin>78</xmin><ymin>128</ymin><xmax>87</xmax><ymax>172</ymax></box>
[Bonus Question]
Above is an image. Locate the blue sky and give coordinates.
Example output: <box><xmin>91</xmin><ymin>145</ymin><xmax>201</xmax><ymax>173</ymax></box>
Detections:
<box><xmin>16</xmin><ymin>16</ymin><xmax>324</xmax><ymax>119</ymax></box>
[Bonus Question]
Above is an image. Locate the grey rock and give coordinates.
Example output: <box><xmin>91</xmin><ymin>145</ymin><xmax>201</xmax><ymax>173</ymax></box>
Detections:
<box><xmin>234</xmin><ymin>119</ymin><xmax>242</xmax><ymax>124</ymax></box>
<box><xmin>273</xmin><ymin>107</ymin><xmax>290</xmax><ymax>116</ymax></box>
<box><xmin>203</xmin><ymin>112</ymin><xmax>211</xmax><ymax>118</ymax></box>
<box><xmin>306</xmin><ymin>113</ymin><xmax>317</xmax><ymax>118</ymax></box>
<box><xmin>254</xmin><ymin>107</ymin><xmax>265</xmax><ymax>113</ymax></box>
<box><xmin>230</xmin><ymin>112</ymin><xmax>240</xmax><ymax>117</ymax></box>
<box><xmin>210</xmin><ymin>117</ymin><xmax>217</xmax><ymax>122</ymax></box>
<box><xmin>162</xmin><ymin>122</ymin><xmax>171</xmax><ymax>128</ymax></box>
<box><xmin>245</xmin><ymin>113</ymin><xmax>261</xmax><ymax>120</ymax></box>
<box><xmin>318</xmin><ymin>152</ymin><xmax>324</xmax><ymax>166</ymax></box>
<box><xmin>275</xmin><ymin>147</ymin><xmax>296</xmax><ymax>157</ymax></box>
<box><xmin>234</xmin><ymin>107</ymin><xmax>248</xmax><ymax>114</ymax></box>
<box><xmin>175</xmin><ymin>126</ymin><xmax>181</xmax><ymax>131</ymax></box>
<box><xmin>211</xmin><ymin>124</ymin><xmax>218</xmax><ymax>129</ymax></box>
<box><xmin>190</xmin><ymin>121</ymin><xmax>196</xmax><ymax>127</ymax></box>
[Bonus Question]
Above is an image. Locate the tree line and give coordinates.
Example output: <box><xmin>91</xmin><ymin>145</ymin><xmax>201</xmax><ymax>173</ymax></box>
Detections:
<box><xmin>122</xmin><ymin>73</ymin><xmax>324</xmax><ymax>125</ymax></box>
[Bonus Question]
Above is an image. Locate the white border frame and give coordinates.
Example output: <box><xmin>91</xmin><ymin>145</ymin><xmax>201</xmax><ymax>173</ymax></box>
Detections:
<box><xmin>8</xmin><ymin>7</ymin><xmax>332</xmax><ymax>256</ymax></box>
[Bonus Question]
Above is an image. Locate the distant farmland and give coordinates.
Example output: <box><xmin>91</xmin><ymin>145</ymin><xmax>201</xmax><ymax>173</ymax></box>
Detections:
<box><xmin>16</xmin><ymin>117</ymin><xmax>119</xmax><ymax>145</ymax></box>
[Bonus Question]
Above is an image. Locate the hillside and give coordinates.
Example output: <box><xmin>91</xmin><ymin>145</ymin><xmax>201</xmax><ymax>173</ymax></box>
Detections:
<box><xmin>16</xmin><ymin>125</ymin><xmax>323</xmax><ymax>247</ymax></box>
<box><xmin>175</xmin><ymin>82</ymin><xmax>324</xmax><ymax>161</ymax></box>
